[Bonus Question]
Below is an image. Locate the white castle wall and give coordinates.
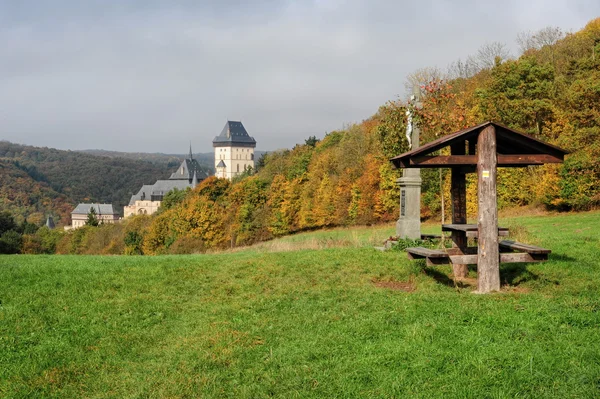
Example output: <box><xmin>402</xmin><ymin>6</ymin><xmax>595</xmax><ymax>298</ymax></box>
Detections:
<box><xmin>215</xmin><ymin>146</ymin><xmax>255</xmax><ymax>179</ymax></box>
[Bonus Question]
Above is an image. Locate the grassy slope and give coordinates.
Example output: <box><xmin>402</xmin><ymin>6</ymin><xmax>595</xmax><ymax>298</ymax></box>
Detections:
<box><xmin>1</xmin><ymin>212</ymin><xmax>599</xmax><ymax>398</ymax></box>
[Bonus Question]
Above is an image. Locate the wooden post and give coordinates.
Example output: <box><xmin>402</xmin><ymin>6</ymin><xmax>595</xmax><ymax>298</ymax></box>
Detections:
<box><xmin>476</xmin><ymin>125</ymin><xmax>500</xmax><ymax>293</ymax></box>
<box><xmin>450</xmin><ymin>143</ymin><xmax>468</xmax><ymax>279</ymax></box>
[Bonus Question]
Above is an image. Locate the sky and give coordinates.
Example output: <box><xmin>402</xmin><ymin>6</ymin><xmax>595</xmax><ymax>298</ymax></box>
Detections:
<box><xmin>1</xmin><ymin>0</ymin><xmax>598</xmax><ymax>153</ymax></box>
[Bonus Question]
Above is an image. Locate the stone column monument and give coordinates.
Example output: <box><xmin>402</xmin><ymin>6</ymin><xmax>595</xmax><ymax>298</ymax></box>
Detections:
<box><xmin>395</xmin><ymin>86</ymin><xmax>422</xmax><ymax>239</ymax></box>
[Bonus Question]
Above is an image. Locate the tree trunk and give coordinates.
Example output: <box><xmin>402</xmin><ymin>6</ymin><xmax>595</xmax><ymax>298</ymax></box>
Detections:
<box><xmin>476</xmin><ymin>125</ymin><xmax>500</xmax><ymax>293</ymax></box>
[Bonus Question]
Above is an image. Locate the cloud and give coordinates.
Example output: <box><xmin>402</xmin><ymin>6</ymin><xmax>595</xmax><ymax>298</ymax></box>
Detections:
<box><xmin>0</xmin><ymin>0</ymin><xmax>598</xmax><ymax>152</ymax></box>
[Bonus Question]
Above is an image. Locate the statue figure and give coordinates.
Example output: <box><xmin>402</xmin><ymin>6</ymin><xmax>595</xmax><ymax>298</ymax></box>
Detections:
<box><xmin>405</xmin><ymin>94</ymin><xmax>416</xmax><ymax>150</ymax></box>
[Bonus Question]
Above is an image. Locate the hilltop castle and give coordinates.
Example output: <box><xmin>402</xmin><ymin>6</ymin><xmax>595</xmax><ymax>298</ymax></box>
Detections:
<box><xmin>124</xmin><ymin>121</ymin><xmax>257</xmax><ymax>217</ymax></box>
<box><xmin>124</xmin><ymin>146</ymin><xmax>207</xmax><ymax>217</ymax></box>
<box><xmin>213</xmin><ymin>121</ymin><xmax>257</xmax><ymax>180</ymax></box>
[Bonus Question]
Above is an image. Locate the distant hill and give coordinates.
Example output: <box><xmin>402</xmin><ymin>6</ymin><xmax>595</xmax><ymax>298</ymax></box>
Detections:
<box><xmin>0</xmin><ymin>142</ymin><xmax>210</xmax><ymax>221</ymax></box>
<box><xmin>0</xmin><ymin>160</ymin><xmax>73</xmax><ymax>226</ymax></box>
<box><xmin>79</xmin><ymin>149</ymin><xmax>268</xmax><ymax>168</ymax></box>
<box><xmin>79</xmin><ymin>149</ymin><xmax>214</xmax><ymax>168</ymax></box>
<box><xmin>0</xmin><ymin>142</ymin><xmax>268</xmax><ymax>224</ymax></box>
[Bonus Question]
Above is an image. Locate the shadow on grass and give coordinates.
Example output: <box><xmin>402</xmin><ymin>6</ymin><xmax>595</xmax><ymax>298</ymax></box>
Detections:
<box><xmin>548</xmin><ymin>253</ymin><xmax>578</xmax><ymax>262</ymax></box>
<box><xmin>422</xmin><ymin>262</ymin><xmax>561</xmax><ymax>290</ymax></box>
<box><xmin>501</xmin><ymin>263</ymin><xmax>560</xmax><ymax>287</ymax></box>
<box><xmin>423</xmin><ymin>267</ymin><xmax>473</xmax><ymax>289</ymax></box>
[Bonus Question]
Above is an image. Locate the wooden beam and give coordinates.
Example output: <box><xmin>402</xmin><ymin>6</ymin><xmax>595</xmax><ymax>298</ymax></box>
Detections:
<box><xmin>449</xmin><ymin>253</ymin><xmax>549</xmax><ymax>264</ymax></box>
<box><xmin>499</xmin><ymin>240</ymin><xmax>551</xmax><ymax>254</ymax></box>
<box><xmin>498</xmin><ymin>154</ymin><xmax>564</xmax><ymax>164</ymax></box>
<box><xmin>449</xmin><ymin>255</ymin><xmax>478</xmax><ymax>264</ymax></box>
<box><xmin>477</xmin><ymin>125</ymin><xmax>500</xmax><ymax>293</ymax></box>
<box><xmin>450</xmin><ymin>143</ymin><xmax>468</xmax><ymax>278</ymax></box>
<box><xmin>446</xmin><ymin>247</ymin><xmax>478</xmax><ymax>255</ymax></box>
<box><xmin>500</xmin><ymin>253</ymin><xmax>548</xmax><ymax>263</ymax></box>
<box><xmin>410</xmin><ymin>155</ymin><xmax>475</xmax><ymax>166</ymax></box>
<box><xmin>405</xmin><ymin>154</ymin><xmax>563</xmax><ymax>168</ymax></box>
<box><xmin>496</xmin><ymin>128</ymin><xmax>567</xmax><ymax>158</ymax></box>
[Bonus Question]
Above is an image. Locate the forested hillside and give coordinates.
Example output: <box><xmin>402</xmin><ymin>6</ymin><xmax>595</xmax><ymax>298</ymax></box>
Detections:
<box><xmin>0</xmin><ymin>142</ymin><xmax>198</xmax><ymax>223</ymax></box>
<box><xmin>9</xmin><ymin>18</ymin><xmax>600</xmax><ymax>255</ymax></box>
<box><xmin>0</xmin><ymin>160</ymin><xmax>73</xmax><ymax>225</ymax></box>
<box><xmin>130</xmin><ymin>18</ymin><xmax>600</xmax><ymax>255</ymax></box>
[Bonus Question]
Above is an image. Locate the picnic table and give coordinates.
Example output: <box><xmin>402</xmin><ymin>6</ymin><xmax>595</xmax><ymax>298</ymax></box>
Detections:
<box><xmin>407</xmin><ymin>223</ymin><xmax>550</xmax><ymax>266</ymax></box>
<box><xmin>390</xmin><ymin>122</ymin><xmax>567</xmax><ymax>292</ymax></box>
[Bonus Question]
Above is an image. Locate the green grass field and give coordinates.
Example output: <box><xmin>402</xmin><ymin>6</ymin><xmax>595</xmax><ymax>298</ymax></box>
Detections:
<box><xmin>1</xmin><ymin>211</ymin><xmax>599</xmax><ymax>398</ymax></box>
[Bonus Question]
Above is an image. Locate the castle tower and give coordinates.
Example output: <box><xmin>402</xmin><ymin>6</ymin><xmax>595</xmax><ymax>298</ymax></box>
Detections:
<box><xmin>212</xmin><ymin>121</ymin><xmax>257</xmax><ymax>180</ymax></box>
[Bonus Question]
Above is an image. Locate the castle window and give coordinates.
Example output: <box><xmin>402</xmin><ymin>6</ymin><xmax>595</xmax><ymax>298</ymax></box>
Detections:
<box><xmin>237</xmin><ymin>164</ymin><xmax>240</xmax><ymax>172</ymax></box>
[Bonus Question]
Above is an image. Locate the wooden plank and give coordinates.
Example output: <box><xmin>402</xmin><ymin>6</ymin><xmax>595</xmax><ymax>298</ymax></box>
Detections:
<box><xmin>443</xmin><ymin>224</ymin><xmax>508</xmax><ymax>236</ymax></box>
<box><xmin>389</xmin><ymin>122</ymin><xmax>486</xmax><ymax>168</ymax></box>
<box><xmin>499</xmin><ymin>240</ymin><xmax>551</xmax><ymax>254</ymax></box>
<box><xmin>496</xmin><ymin>126</ymin><xmax>567</xmax><ymax>159</ymax></box>
<box><xmin>427</xmin><ymin>257</ymin><xmax>450</xmax><ymax>266</ymax></box>
<box><xmin>406</xmin><ymin>247</ymin><xmax>449</xmax><ymax>258</ymax></box>
<box><xmin>468</xmin><ymin>230</ymin><xmax>509</xmax><ymax>238</ymax></box>
<box><xmin>446</xmin><ymin>247</ymin><xmax>478</xmax><ymax>255</ymax></box>
<box><xmin>418</xmin><ymin>252</ymin><xmax>549</xmax><ymax>266</ymax></box>
<box><xmin>389</xmin><ymin>122</ymin><xmax>568</xmax><ymax>170</ymax></box>
<box><xmin>405</xmin><ymin>154</ymin><xmax>563</xmax><ymax>168</ymax></box>
<box><xmin>499</xmin><ymin>154</ymin><xmax>563</xmax><ymax>164</ymax></box>
<box><xmin>449</xmin><ymin>255</ymin><xmax>478</xmax><ymax>264</ymax></box>
<box><xmin>500</xmin><ymin>253</ymin><xmax>548</xmax><ymax>263</ymax></box>
<box><xmin>442</xmin><ymin>224</ymin><xmax>474</xmax><ymax>232</ymax></box>
<box><xmin>409</xmin><ymin>155</ymin><xmax>475</xmax><ymax>167</ymax></box>
<box><xmin>477</xmin><ymin>125</ymin><xmax>500</xmax><ymax>293</ymax></box>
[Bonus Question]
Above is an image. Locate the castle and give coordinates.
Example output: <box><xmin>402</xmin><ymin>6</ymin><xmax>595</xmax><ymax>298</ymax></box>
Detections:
<box><xmin>124</xmin><ymin>121</ymin><xmax>257</xmax><ymax>217</ymax></box>
<box><xmin>124</xmin><ymin>146</ymin><xmax>207</xmax><ymax>217</ymax></box>
<box><xmin>213</xmin><ymin>121</ymin><xmax>257</xmax><ymax>179</ymax></box>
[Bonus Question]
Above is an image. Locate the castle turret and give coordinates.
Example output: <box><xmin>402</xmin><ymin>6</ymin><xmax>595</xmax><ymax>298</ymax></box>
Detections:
<box><xmin>212</xmin><ymin>121</ymin><xmax>256</xmax><ymax>180</ymax></box>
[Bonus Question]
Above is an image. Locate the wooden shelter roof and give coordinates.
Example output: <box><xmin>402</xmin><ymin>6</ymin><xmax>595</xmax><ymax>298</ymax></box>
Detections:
<box><xmin>390</xmin><ymin>121</ymin><xmax>569</xmax><ymax>169</ymax></box>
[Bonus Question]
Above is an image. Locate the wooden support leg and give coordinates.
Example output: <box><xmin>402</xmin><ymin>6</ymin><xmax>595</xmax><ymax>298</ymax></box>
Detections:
<box><xmin>450</xmin><ymin>144</ymin><xmax>468</xmax><ymax>279</ymax></box>
<box><xmin>476</xmin><ymin>125</ymin><xmax>500</xmax><ymax>293</ymax></box>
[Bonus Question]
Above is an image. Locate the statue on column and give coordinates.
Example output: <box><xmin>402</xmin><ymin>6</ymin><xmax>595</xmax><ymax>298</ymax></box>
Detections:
<box><xmin>395</xmin><ymin>87</ymin><xmax>422</xmax><ymax>239</ymax></box>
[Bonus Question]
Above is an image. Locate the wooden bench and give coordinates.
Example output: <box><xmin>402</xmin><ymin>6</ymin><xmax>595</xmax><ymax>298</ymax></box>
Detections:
<box><xmin>499</xmin><ymin>240</ymin><xmax>550</xmax><ymax>262</ymax></box>
<box><xmin>406</xmin><ymin>240</ymin><xmax>551</xmax><ymax>267</ymax></box>
<box><xmin>406</xmin><ymin>247</ymin><xmax>450</xmax><ymax>266</ymax></box>
<box><xmin>499</xmin><ymin>240</ymin><xmax>551</xmax><ymax>254</ymax></box>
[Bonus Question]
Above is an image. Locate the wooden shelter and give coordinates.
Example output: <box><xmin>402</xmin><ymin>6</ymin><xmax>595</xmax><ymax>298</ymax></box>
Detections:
<box><xmin>390</xmin><ymin>121</ymin><xmax>568</xmax><ymax>293</ymax></box>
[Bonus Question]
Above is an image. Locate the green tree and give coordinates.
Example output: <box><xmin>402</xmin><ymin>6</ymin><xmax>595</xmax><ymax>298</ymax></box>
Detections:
<box><xmin>304</xmin><ymin>135</ymin><xmax>319</xmax><ymax>147</ymax></box>
<box><xmin>477</xmin><ymin>57</ymin><xmax>555</xmax><ymax>136</ymax></box>
<box><xmin>124</xmin><ymin>231</ymin><xmax>143</xmax><ymax>255</ymax></box>
<box><xmin>160</xmin><ymin>188</ymin><xmax>189</xmax><ymax>212</ymax></box>
<box><xmin>0</xmin><ymin>211</ymin><xmax>17</xmax><ymax>235</ymax></box>
<box><xmin>86</xmin><ymin>207</ymin><xmax>99</xmax><ymax>227</ymax></box>
<box><xmin>19</xmin><ymin>220</ymin><xmax>38</xmax><ymax>235</ymax></box>
<box><xmin>0</xmin><ymin>230</ymin><xmax>22</xmax><ymax>254</ymax></box>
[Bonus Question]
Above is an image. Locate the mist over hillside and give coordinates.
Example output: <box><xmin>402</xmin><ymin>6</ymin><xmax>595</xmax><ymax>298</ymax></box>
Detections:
<box><xmin>79</xmin><ymin>149</ymin><xmax>267</xmax><ymax>169</ymax></box>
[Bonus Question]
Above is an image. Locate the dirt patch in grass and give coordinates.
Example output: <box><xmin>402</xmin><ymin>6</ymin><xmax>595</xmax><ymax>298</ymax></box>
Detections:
<box><xmin>372</xmin><ymin>279</ymin><xmax>415</xmax><ymax>292</ymax></box>
<box><xmin>453</xmin><ymin>276</ymin><xmax>478</xmax><ymax>288</ymax></box>
<box><xmin>502</xmin><ymin>285</ymin><xmax>531</xmax><ymax>294</ymax></box>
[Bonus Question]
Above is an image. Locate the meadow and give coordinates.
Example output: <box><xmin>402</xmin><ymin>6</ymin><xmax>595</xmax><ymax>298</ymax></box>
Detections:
<box><xmin>1</xmin><ymin>211</ymin><xmax>599</xmax><ymax>398</ymax></box>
